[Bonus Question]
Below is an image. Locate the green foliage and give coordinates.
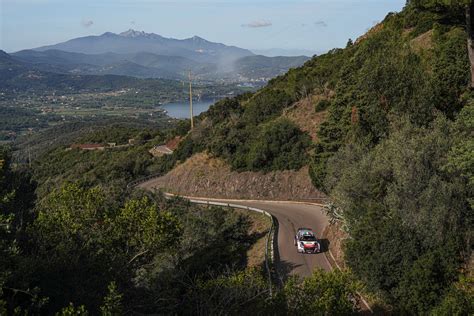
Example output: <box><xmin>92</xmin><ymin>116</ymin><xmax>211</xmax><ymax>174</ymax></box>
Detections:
<box><xmin>1</xmin><ymin>176</ymin><xmax>271</xmax><ymax>314</ymax></box>
<box><xmin>32</xmin><ymin>126</ymin><xmax>165</xmax><ymax>202</ymax></box>
<box><xmin>327</xmin><ymin>117</ymin><xmax>472</xmax><ymax>313</ymax></box>
<box><xmin>243</xmin><ymin>89</ymin><xmax>294</xmax><ymax>125</ymax></box>
<box><xmin>314</xmin><ymin>99</ymin><xmax>330</xmax><ymax>112</ymax></box>
<box><xmin>396</xmin><ymin>249</ymin><xmax>459</xmax><ymax>313</ymax></box>
<box><xmin>431</xmin><ymin>276</ymin><xmax>474</xmax><ymax>315</ymax></box>
<box><xmin>407</xmin><ymin>0</ymin><xmax>467</xmax><ymax>29</ymax></box>
<box><xmin>310</xmin><ymin>7</ymin><xmax>470</xmax><ymax>191</ymax></box>
<box><xmin>100</xmin><ymin>282</ymin><xmax>123</xmax><ymax>316</ymax></box>
<box><xmin>431</xmin><ymin>27</ymin><xmax>470</xmax><ymax>117</ymax></box>
<box><xmin>182</xmin><ymin>268</ymin><xmax>268</xmax><ymax>315</ymax></box>
<box><xmin>247</xmin><ymin>118</ymin><xmax>311</xmax><ymax>172</ymax></box>
<box><xmin>56</xmin><ymin>303</ymin><xmax>88</xmax><ymax>316</ymax></box>
<box><xmin>445</xmin><ymin>104</ymin><xmax>474</xmax><ymax>208</ymax></box>
<box><xmin>111</xmin><ymin>196</ymin><xmax>180</xmax><ymax>257</ymax></box>
<box><xmin>3</xmin><ymin>3</ymin><xmax>473</xmax><ymax>314</ymax></box>
<box><xmin>277</xmin><ymin>269</ymin><xmax>357</xmax><ymax>315</ymax></box>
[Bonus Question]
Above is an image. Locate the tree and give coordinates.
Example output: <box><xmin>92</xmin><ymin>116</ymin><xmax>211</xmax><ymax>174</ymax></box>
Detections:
<box><xmin>100</xmin><ymin>282</ymin><xmax>123</xmax><ymax>316</ymax></box>
<box><xmin>431</xmin><ymin>276</ymin><xmax>474</xmax><ymax>315</ymax></box>
<box><xmin>247</xmin><ymin>118</ymin><xmax>311</xmax><ymax>172</ymax></box>
<box><xmin>409</xmin><ymin>0</ymin><xmax>474</xmax><ymax>86</ymax></box>
<box><xmin>327</xmin><ymin>117</ymin><xmax>471</xmax><ymax>311</ymax></box>
<box><xmin>279</xmin><ymin>270</ymin><xmax>357</xmax><ymax>315</ymax></box>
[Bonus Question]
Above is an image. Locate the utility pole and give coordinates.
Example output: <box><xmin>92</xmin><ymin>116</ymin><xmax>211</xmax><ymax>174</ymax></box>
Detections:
<box><xmin>189</xmin><ymin>71</ymin><xmax>194</xmax><ymax>130</ymax></box>
<box><xmin>28</xmin><ymin>144</ymin><xmax>31</xmax><ymax>167</ymax></box>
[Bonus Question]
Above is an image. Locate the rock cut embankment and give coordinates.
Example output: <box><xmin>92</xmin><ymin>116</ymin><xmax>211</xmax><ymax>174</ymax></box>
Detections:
<box><xmin>140</xmin><ymin>152</ymin><xmax>324</xmax><ymax>201</ymax></box>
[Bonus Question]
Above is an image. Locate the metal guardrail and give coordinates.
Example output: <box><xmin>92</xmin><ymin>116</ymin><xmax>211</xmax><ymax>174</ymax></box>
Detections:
<box><xmin>127</xmin><ymin>175</ymin><xmax>276</xmax><ymax>296</ymax></box>
<box><xmin>126</xmin><ymin>174</ymin><xmax>332</xmax><ymax>297</ymax></box>
<box><xmin>126</xmin><ymin>173</ymin><xmax>163</xmax><ymax>189</ymax></box>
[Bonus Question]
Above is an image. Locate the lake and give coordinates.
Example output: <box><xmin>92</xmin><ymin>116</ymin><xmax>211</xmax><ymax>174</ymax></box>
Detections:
<box><xmin>159</xmin><ymin>100</ymin><xmax>215</xmax><ymax>119</ymax></box>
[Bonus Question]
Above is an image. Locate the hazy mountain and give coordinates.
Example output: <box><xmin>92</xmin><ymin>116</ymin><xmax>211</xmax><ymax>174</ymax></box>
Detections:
<box><xmin>33</xmin><ymin>30</ymin><xmax>254</xmax><ymax>64</ymax></box>
<box><xmin>12</xmin><ymin>49</ymin><xmax>212</xmax><ymax>79</ymax></box>
<box><xmin>14</xmin><ymin>31</ymin><xmax>311</xmax><ymax>82</ymax></box>
<box><xmin>0</xmin><ymin>50</ymin><xmax>181</xmax><ymax>93</ymax></box>
<box><xmin>234</xmin><ymin>55</ymin><xmax>310</xmax><ymax>79</ymax></box>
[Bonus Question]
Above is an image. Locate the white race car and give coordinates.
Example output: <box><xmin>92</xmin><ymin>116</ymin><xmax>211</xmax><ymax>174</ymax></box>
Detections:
<box><xmin>294</xmin><ymin>228</ymin><xmax>321</xmax><ymax>254</ymax></box>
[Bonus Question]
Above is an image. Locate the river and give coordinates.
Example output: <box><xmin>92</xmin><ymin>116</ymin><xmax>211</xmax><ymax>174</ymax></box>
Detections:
<box><xmin>159</xmin><ymin>100</ymin><xmax>215</xmax><ymax>119</ymax></box>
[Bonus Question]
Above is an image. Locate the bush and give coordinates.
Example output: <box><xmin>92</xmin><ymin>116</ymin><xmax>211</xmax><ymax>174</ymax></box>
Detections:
<box><xmin>246</xmin><ymin>119</ymin><xmax>311</xmax><ymax>172</ymax></box>
<box><xmin>314</xmin><ymin>99</ymin><xmax>331</xmax><ymax>112</ymax></box>
<box><xmin>277</xmin><ymin>270</ymin><xmax>357</xmax><ymax>315</ymax></box>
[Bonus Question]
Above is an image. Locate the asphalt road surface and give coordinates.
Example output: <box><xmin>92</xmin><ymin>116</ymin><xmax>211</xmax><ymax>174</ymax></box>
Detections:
<box><xmin>211</xmin><ymin>199</ymin><xmax>332</xmax><ymax>279</ymax></box>
<box><xmin>139</xmin><ymin>181</ymin><xmax>332</xmax><ymax>279</ymax></box>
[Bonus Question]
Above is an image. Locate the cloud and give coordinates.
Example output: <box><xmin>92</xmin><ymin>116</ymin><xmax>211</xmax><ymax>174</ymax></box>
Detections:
<box><xmin>241</xmin><ymin>20</ymin><xmax>272</xmax><ymax>28</ymax></box>
<box><xmin>81</xmin><ymin>19</ymin><xmax>94</xmax><ymax>28</ymax></box>
<box><xmin>314</xmin><ymin>20</ymin><xmax>327</xmax><ymax>27</ymax></box>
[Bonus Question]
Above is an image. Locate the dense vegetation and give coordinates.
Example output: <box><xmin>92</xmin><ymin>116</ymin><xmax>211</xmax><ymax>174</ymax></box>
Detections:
<box><xmin>311</xmin><ymin>3</ymin><xmax>473</xmax><ymax>313</ymax></box>
<box><xmin>1</xmin><ymin>118</ymin><xmax>359</xmax><ymax>314</ymax></box>
<box><xmin>158</xmin><ymin>1</ymin><xmax>474</xmax><ymax>313</ymax></box>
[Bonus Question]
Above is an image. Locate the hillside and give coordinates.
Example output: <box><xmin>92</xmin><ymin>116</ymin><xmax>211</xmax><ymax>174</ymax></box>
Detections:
<box><xmin>141</xmin><ymin>152</ymin><xmax>323</xmax><ymax>200</ymax></box>
<box><xmin>0</xmin><ymin>50</ymin><xmax>245</xmax><ymax>98</ymax></box>
<box><xmin>157</xmin><ymin>2</ymin><xmax>473</xmax><ymax>313</ymax></box>
<box><xmin>13</xmin><ymin>48</ymin><xmax>309</xmax><ymax>82</ymax></box>
<box><xmin>0</xmin><ymin>50</ymin><xmax>181</xmax><ymax>93</ymax></box>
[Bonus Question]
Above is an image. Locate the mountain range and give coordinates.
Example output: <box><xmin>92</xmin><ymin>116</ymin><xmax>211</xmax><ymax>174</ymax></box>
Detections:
<box><xmin>11</xmin><ymin>30</ymin><xmax>310</xmax><ymax>82</ymax></box>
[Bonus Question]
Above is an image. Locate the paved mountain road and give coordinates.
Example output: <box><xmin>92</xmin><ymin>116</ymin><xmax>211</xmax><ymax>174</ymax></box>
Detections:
<box><xmin>139</xmin><ymin>182</ymin><xmax>332</xmax><ymax>279</ymax></box>
<box><xmin>230</xmin><ymin>200</ymin><xmax>333</xmax><ymax>279</ymax></box>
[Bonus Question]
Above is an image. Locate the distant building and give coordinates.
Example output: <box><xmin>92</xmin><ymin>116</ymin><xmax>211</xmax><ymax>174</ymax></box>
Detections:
<box><xmin>148</xmin><ymin>136</ymin><xmax>181</xmax><ymax>157</ymax></box>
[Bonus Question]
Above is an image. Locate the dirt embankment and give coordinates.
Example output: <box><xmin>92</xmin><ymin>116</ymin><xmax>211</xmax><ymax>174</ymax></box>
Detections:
<box><xmin>322</xmin><ymin>222</ymin><xmax>348</xmax><ymax>270</ymax></box>
<box><xmin>283</xmin><ymin>96</ymin><xmax>328</xmax><ymax>142</ymax></box>
<box><xmin>140</xmin><ymin>152</ymin><xmax>324</xmax><ymax>200</ymax></box>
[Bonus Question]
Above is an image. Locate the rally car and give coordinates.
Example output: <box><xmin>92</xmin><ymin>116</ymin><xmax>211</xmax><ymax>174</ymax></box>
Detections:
<box><xmin>294</xmin><ymin>228</ymin><xmax>321</xmax><ymax>254</ymax></box>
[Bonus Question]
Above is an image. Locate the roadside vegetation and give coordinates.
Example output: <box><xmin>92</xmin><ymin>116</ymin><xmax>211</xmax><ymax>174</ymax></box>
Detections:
<box><xmin>1</xmin><ymin>124</ymin><xmax>356</xmax><ymax>314</ymax></box>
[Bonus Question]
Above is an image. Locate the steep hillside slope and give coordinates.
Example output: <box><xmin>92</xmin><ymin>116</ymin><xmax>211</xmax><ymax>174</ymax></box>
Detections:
<box><xmin>156</xmin><ymin>2</ymin><xmax>473</xmax><ymax>313</ymax></box>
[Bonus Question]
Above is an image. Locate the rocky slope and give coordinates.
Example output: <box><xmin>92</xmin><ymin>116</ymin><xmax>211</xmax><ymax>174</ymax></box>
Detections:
<box><xmin>140</xmin><ymin>152</ymin><xmax>324</xmax><ymax>200</ymax></box>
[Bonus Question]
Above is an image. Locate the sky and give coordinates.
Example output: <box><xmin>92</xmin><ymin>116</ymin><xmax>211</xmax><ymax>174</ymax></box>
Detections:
<box><xmin>1</xmin><ymin>0</ymin><xmax>406</xmax><ymax>54</ymax></box>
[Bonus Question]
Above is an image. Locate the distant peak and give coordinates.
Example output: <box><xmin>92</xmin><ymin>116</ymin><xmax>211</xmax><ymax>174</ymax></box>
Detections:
<box><xmin>188</xmin><ymin>35</ymin><xmax>211</xmax><ymax>43</ymax></box>
<box><xmin>119</xmin><ymin>29</ymin><xmax>147</xmax><ymax>37</ymax></box>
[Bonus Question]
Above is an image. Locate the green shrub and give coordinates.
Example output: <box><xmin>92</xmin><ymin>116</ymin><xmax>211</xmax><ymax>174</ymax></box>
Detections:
<box><xmin>314</xmin><ymin>99</ymin><xmax>331</xmax><ymax>112</ymax></box>
<box><xmin>246</xmin><ymin>118</ymin><xmax>311</xmax><ymax>172</ymax></box>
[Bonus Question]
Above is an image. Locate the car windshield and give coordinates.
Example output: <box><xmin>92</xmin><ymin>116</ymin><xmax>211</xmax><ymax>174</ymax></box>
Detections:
<box><xmin>300</xmin><ymin>235</ymin><xmax>316</xmax><ymax>241</ymax></box>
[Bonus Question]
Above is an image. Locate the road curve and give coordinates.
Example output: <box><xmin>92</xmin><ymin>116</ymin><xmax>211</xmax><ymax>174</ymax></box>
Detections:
<box><xmin>139</xmin><ymin>183</ymin><xmax>332</xmax><ymax>279</ymax></box>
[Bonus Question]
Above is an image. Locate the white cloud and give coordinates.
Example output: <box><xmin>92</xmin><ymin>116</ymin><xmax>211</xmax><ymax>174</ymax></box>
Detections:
<box><xmin>81</xmin><ymin>19</ymin><xmax>94</xmax><ymax>28</ymax></box>
<box><xmin>314</xmin><ymin>20</ymin><xmax>328</xmax><ymax>27</ymax></box>
<box><xmin>241</xmin><ymin>20</ymin><xmax>272</xmax><ymax>28</ymax></box>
